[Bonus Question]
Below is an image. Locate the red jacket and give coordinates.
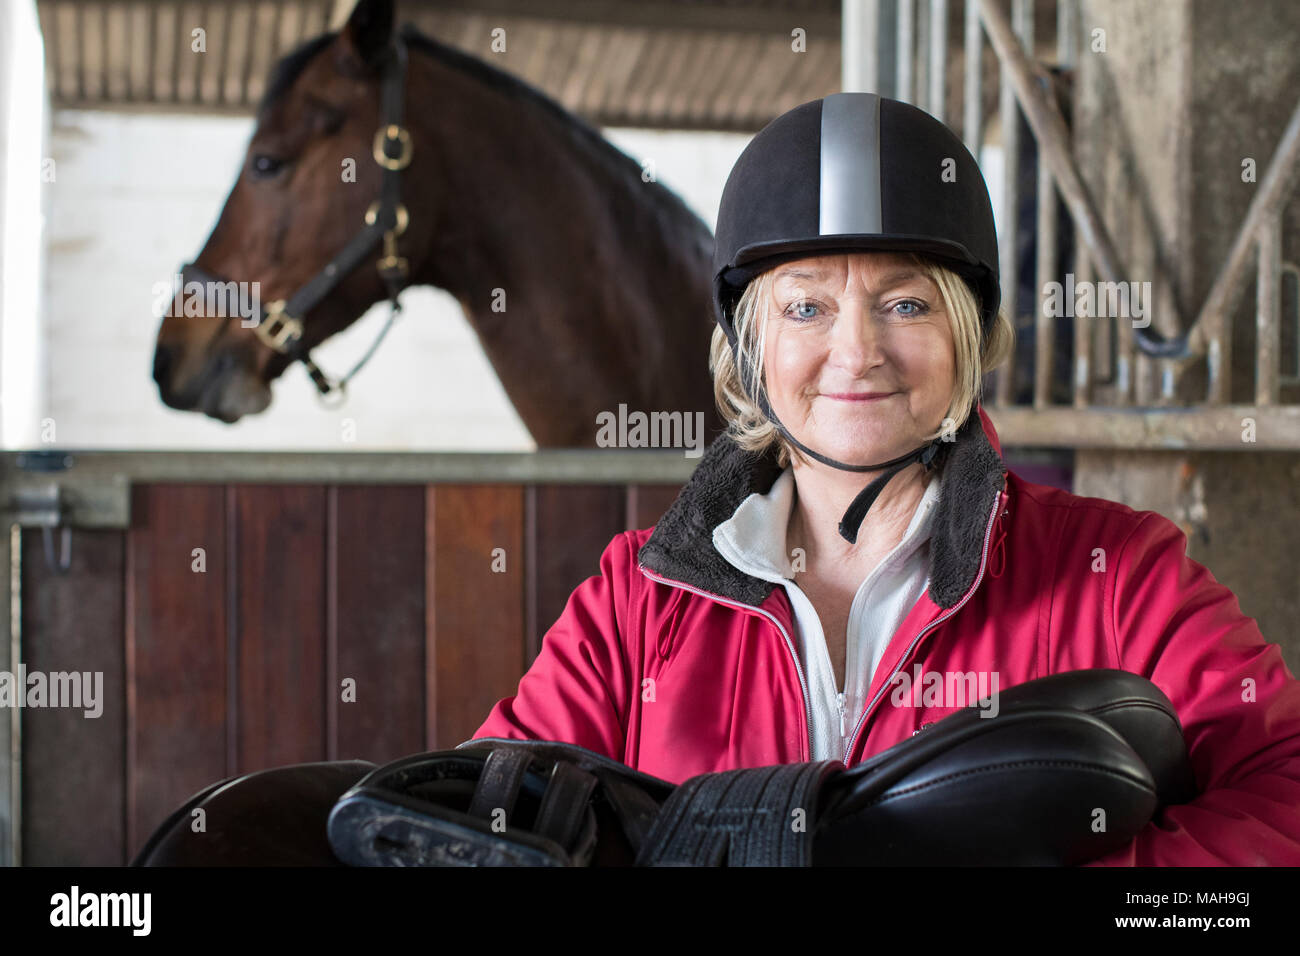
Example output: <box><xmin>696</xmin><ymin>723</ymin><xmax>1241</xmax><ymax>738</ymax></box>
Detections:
<box><xmin>473</xmin><ymin>406</ymin><xmax>1300</xmax><ymax>865</ymax></box>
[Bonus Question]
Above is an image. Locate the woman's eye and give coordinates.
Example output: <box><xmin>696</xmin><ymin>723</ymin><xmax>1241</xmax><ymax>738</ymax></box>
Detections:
<box><xmin>893</xmin><ymin>299</ymin><xmax>929</xmax><ymax>317</ymax></box>
<box><xmin>250</xmin><ymin>154</ymin><xmax>285</xmax><ymax>179</ymax></box>
<box><xmin>787</xmin><ymin>301</ymin><xmax>821</xmax><ymax>321</ymax></box>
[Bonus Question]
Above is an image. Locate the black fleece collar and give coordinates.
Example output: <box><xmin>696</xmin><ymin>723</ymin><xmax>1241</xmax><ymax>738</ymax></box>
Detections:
<box><xmin>637</xmin><ymin>409</ymin><xmax>1007</xmax><ymax>610</ymax></box>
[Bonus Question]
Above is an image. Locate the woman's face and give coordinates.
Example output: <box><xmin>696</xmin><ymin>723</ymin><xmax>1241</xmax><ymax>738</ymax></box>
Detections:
<box><xmin>761</xmin><ymin>251</ymin><xmax>956</xmax><ymax>466</ymax></box>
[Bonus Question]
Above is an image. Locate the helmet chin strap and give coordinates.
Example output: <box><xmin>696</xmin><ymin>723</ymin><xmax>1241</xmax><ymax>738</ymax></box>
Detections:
<box><xmin>739</xmin><ymin>357</ymin><xmax>943</xmax><ymax>545</ymax></box>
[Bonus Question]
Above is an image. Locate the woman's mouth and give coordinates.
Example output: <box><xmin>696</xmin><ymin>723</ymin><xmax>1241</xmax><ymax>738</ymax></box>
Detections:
<box><xmin>822</xmin><ymin>391</ymin><xmax>896</xmax><ymax>402</ymax></box>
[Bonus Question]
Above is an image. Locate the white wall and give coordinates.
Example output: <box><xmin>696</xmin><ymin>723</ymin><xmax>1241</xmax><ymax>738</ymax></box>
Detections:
<box><xmin>33</xmin><ymin>110</ymin><xmax>747</xmax><ymax>451</ymax></box>
<box><xmin>1</xmin><ymin>0</ymin><xmax>47</xmax><ymax>449</ymax></box>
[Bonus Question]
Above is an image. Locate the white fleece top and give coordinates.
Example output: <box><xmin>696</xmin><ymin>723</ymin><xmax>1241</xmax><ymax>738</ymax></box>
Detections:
<box><xmin>712</xmin><ymin>468</ymin><xmax>940</xmax><ymax>761</ymax></box>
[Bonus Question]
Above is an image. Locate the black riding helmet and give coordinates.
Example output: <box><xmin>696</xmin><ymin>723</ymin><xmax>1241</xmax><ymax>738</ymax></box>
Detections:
<box><xmin>712</xmin><ymin>92</ymin><xmax>1001</xmax><ymax>545</ymax></box>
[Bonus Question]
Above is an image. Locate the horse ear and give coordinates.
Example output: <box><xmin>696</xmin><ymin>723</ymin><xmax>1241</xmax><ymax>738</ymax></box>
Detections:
<box><xmin>340</xmin><ymin>0</ymin><xmax>394</xmax><ymax>69</ymax></box>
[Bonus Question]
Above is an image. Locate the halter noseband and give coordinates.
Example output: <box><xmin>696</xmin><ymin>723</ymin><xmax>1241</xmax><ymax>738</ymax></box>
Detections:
<box><xmin>178</xmin><ymin>32</ymin><xmax>414</xmax><ymax>403</ymax></box>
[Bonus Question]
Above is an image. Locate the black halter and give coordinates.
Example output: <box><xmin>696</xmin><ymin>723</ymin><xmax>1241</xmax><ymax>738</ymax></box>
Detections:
<box><xmin>178</xmin><ymin>34</ymin><xmax>413</xmax><ymax>402</ymax></box>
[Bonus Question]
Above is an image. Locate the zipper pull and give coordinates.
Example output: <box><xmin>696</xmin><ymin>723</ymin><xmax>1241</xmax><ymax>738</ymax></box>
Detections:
<box><xmin>837</xmin><ymin>692</ymin><xmax>847</xmax><ymax>737</ymax></box>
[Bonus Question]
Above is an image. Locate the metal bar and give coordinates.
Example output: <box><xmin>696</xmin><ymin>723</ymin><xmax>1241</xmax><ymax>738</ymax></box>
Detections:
<box><xmin>1017</xmin><ymin>0</ymin><xmax>1033</xmax><ymax>61</ymax></box>
<box><xmin>962</xmin><ymin>0</ymin><xmax>981</xmax><ymax>154</ymax></box>
<box><xmin>986</xmin><ymin>405</ymin><xmax>1300</xmax><ymax>450</ymax></box>
<box><xmin>994</xmin><ymin>0</ymin><xmax>1029</xmax><ymax>405</ymax></box>
<box><xmin>1034</xmin><ymin>156</ymin><xmax>1056</xmax><ymax>407</ymax></box>
<box><xmin>915</xmin><ymin>0</ymin><xmax>928</xmax><ymax>112</ymax></box>
<box><xmin>842</xmin><ymin>0</ymin><xmax>881</xmax><ymax>94</ymax></box>
<box><xmin>1133</xmin><ymin>194</ymin><xmax>1157</xmax><ymax>405</ymax></box>
<box><xmin>1056</xmin><ymin>0</ymin><xmax>1076</xmax><ymax>68</ymax></box>
<box><xmin>1285</xmin><ymin>263</ymin><xmax>1300</xmax><ymax>386</ymax></box>
<box><xmin>979</xmin><ymin>0</ymin><xmax>1137</xmax><ymax>319</ymax></box>
<box><xmin>1158</xmin><ymin>278</ymin><xmax>1179</xmax><ymax>403</ymax></box>
<box><xmin>877</xmin><ymin>0</ymin><xmax>898</xmax><ymax>100</ymax></box>
<box><xmin>1073</xmin><ymin>240</ymin><xmax>1093</xmax><ymax>407</ymax></box>
<box><xmin>928</xmin><ymin>0</ymin><xmax>947</xmax><ymax>121</ymax></box>
<box><xmin>1257</xmin><ymin>210</ymin><xmax>1282</xmax><ymax>407</ymax></box>
<box><xmin>1191</xmin><ymin>95</ymin><xmax>1300</xmax><ymax>403</ymax></box>
<box><xmin>896</xmin><ymin>0</ymin><xmax>914</xmax><ymax>103</ymax></box>
<box><xmin>1109</xmin><ymin>150</ymin><xmax>1133</xmax><ymax>406</ymax></box>
<box><xmin>0</xmin><ymin>450</ymin><xmax>701</xmax><ymax>487</ymax></box>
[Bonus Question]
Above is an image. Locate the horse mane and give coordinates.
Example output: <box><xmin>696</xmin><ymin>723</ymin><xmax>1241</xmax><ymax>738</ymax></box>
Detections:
<box><xmin>258</xmin><ymin>32</ymin><xmax>338</xmax><ymax>118</ymax></box>
<box><xmin>258</xmin><ymin>25</ymin><xmax>714</xmax><ymax>247</ymax></box>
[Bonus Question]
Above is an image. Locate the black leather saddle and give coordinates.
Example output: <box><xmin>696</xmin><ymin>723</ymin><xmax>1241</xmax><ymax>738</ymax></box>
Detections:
<box><xmin>132</xmin><ymin>669</ymin><xmax>1198</xmax><ymax>866</ymax></box>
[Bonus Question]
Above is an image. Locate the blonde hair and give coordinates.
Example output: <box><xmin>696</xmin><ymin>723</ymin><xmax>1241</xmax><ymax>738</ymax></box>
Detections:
<box><xmin>708</xmin><ymin>252</ymin><xmax>1015</xmax><ymax>468</ymax></box>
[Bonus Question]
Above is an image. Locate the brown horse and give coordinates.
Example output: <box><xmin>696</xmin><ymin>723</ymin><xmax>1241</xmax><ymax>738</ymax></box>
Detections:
<box><xmin>152</xmin><ymin>0</ymin><xmax>722</xmax><ymax>447</ymax></box>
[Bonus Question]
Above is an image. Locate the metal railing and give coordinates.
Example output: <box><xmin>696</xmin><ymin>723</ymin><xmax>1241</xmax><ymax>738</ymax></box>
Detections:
<box><xmin>846</xmin><ymin>0</ymin><xmax>1300</xmax><ymax>448</ymax></box>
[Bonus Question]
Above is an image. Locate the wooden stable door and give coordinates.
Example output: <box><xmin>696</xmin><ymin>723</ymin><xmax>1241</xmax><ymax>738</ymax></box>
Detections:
<box><xmin>17</xmin><ymin>480</ymin><xmax>680</xmax><ymax>865</ymax></box>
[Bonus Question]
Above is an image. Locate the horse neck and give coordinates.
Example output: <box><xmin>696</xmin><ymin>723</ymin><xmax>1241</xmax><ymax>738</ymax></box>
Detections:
<box><xmin>398</xmin><ymin>50</ymin><xmax>720</xmax><ymax>447</ymax></box>
<box><xmin>411</xmin><ymin>57</ymin><xmax>709</xmax><ymax>297</ymax></box>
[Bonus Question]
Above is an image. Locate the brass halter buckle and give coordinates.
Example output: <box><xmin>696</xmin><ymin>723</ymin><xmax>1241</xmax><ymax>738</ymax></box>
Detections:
<box><xmin>373</xmin><ymin>124</ymin><xmax>412</xmax><ymax>171</ymax></box>
<box><xmin>364</xmin><ymin>201</ymin><xmax>409</xmax><ymax>236</ymax></box>
<box><xmin>256</xmin><ymin>300</ymin><xmax>304</xmax><ymax>353</ymax></box>
<box><xmin>365</xmin><ymin>201</ymin><xmax>410</xmax><ymax>280</ymax></box>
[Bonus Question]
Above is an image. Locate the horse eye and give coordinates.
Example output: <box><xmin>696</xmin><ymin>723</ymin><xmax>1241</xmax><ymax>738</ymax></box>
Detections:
<box><xmin>250</xmin><ymin>154</ymin><xmax>285</xmax><ymax>179</ymax></box>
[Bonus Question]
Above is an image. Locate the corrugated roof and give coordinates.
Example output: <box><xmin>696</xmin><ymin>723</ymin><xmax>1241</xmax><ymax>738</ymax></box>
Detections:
<box><xmin>36</xmin><ymin>0</ymin><xmax>843</xmax><ymax>131</ymax></box>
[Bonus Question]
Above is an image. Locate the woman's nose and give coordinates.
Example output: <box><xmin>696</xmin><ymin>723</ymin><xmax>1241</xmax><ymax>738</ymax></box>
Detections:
<box><xmin>827</xmin><ymin>302</ymin><xmax>885</xmax><ymax>369</ymax></box>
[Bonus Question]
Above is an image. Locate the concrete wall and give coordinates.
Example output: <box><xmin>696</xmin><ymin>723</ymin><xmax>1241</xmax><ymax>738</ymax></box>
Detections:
<box><xmin>1073</xmin><ymin>0</ymin><xmax>1300</xmax><ymax>668</ymax></box>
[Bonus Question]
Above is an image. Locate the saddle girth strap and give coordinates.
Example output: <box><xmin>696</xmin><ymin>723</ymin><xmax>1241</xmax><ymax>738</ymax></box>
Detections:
<box><xmin>635</xmin><ymin>761</ymin><xmax>843</xmax><ymax>866</ymax></box>
<box><xmin>466</xmin><ymin>747</ymin><xmax>531</xmax><ymax>823</ymax></box>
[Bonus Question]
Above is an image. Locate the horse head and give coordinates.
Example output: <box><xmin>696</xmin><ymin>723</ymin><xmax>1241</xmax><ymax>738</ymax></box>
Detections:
<box><xmin>152</xmin><ymin>0</ymin><xmax>428</xmax><ymax>422</ymax></box>
<box><xmin>151</xmin><ymin>0</ymin><xmax>719</xmax><ymax>445</ymax></box>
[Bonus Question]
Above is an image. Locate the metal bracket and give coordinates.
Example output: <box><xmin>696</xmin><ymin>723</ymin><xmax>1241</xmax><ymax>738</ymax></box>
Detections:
<box><xmin>1281</xmin><ymin>260</ymin><xmax>1300</xmax><ymax>387</ymax></box>
<box><xmin>2</xmin><ymin>452</ymin><xmax>131</xmax><ymax>574</ymax></box>
<box><xmin>11</xmin><ymin>484</ymin><xmax>70</xmax><ymax>574</ymax></box>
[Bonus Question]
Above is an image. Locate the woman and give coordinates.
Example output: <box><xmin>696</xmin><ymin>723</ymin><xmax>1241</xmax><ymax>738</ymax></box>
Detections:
<box><xmin>472</xmin><ymin>93</ymin><xmax>1300</xmax><ymax>865</ymax></box>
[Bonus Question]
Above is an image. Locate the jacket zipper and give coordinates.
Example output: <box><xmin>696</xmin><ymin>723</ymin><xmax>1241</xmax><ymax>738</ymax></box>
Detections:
<box><xmin>637</xmin><ymin>564</ymin><xmax>816</xmax><ymax>761</ymax></box>
<box><xmin>842</xmin><ymin>480</ymin><xmax>1007</xmax><ymax>762</ymax></box>
<box><xmin>637</xmin><ymin>476</ymin><xmax>1007</xmax><ymax>766</ymax></box>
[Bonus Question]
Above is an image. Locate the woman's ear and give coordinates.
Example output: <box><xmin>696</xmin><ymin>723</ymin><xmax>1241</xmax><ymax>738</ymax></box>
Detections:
<box><xmin>338</xmin><ymin>0</ymin><xmax>394</xmax><ymax>71</ymax></box>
